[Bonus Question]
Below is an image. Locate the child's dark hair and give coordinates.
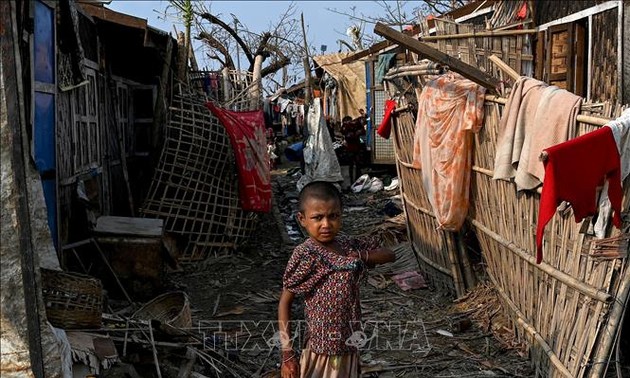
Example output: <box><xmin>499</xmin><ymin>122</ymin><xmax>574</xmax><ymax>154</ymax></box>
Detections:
<box><xmin>298</xmin><ymin>181</ymin><xmax>343</xmax><ymax>212</ymax></box>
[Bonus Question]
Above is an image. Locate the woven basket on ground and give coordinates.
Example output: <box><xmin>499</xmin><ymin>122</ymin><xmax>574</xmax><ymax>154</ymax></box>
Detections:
<box><xmin>41</xmin><ymin>268</ymin><xmax>103</xmax><ymax>329</ymax></box>
<box><xmin>132</xmin><ymin>291</ymin><xmax>192</xmax><ymax>332</ymax></box>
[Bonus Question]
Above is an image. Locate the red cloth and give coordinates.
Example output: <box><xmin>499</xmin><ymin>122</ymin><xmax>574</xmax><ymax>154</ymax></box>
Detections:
<box><xmin>206</xmin><ymin>102</ymin><xmax>272</xmax><ymax>212</ymax></box>
<box><xmin>536</xmin><ymin>127</ymin><xmax>622</xmax><ymax>263</ymax></box>
<box><xmin>377</xmin><ymin>100</ymin><xmax>397</xmax><ymax>139</ymax></box>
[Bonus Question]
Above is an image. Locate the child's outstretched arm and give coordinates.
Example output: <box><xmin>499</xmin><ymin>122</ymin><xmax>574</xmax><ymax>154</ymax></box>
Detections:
<box><xmin>278</xmin><ymin>289</ymin><xmax>299</xmax><ymax>378</ymax></box>
<box><xmin>364</xmin><ymin>247</ymin><xmax>396</xmax><ymax>268</ymax></box>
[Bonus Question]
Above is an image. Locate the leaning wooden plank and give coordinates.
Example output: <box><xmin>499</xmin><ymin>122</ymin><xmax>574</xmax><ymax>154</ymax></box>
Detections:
<box><xmin>374</xmin><ymin>22</ymin><xmax>501</xmax><ymax>92</ymax></box>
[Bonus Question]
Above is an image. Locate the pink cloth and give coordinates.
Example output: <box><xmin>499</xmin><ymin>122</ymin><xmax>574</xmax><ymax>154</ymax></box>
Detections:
<box><xmin>206</xmin><ymin>102</ymin><xmax>271</xmax><ymax>212</ymax></box>
<box><xmin>411</xmin><ymin>73</ymin><xmax>486</xmax><ymax>231</ymax></box>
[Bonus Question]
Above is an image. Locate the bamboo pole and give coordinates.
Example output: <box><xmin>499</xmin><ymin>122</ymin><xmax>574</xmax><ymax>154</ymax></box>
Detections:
<box><xmin>488</xmin><ymin>54</ymin><xmax>520</xmax><ymax>81</ymax></box>
<box><xmin>300</xmin><ymin>13</ymin><xmax>312</xmax><ymax>105</ymax></box>
<box><xmin>446</xmin><ymin>233</ymin><xmax>466</xmax><ymax>297</ymax></box>
<box><xmin>457</xmin><ymin>230</ymin><xmax>477</xmax><ymax>290</ymax></box>
<box><xmin>470</xmin><ymin>219</ymin><xmax>612</xmax><ymax>303</ymax></box>
<box><xmin>419</xmin><ymin>29</ymin><xmax>537</xmax><ymax>41</ymax></box>
<box><xmin>587</xmin><ymin>263</ymin><xmax>630</xmax><ymax>377</ymax></box>
<box><xmin>485</xmin><ymin>56</ymin><xmax>612</xmax><ymax>126</ymax></box>
<box><xmin>486</xmin><ymin>270</ymin><xmax>574</xmax><ymax>378</ymax></box>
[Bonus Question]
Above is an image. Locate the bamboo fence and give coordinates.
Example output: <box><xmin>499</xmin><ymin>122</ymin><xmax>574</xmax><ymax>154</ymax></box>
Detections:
<box><xmin>388</xmin><ymin>17</ymin><xmax>630</xmax><ymax>377</ymax></box>
<box><xmin>392</xmin><ymin>90</ymin><xmax>629</xmax><ymax>377</ymax></box>
<box><xmin>140</xmin><ymin>93</ymin><xmax>257</xmax><ymax>263</ymax></box>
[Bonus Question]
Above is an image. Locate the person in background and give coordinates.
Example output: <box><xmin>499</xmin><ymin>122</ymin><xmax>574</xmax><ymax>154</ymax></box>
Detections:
<box><xmin>340</xmin><ymin>115</ymin><xmax>367</xmax><ymax>183</ymax></box>
<box><xmin>278</xmin><ymin>181</ymin><xmax>395</xmax><ymax>378</ymax></box>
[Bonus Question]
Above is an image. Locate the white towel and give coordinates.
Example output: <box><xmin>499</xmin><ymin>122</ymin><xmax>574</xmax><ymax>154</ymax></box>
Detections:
<box><xmin>594</xmin><ymin>108</ymin><xmax>630</xmax><ymax>238</ymax></box>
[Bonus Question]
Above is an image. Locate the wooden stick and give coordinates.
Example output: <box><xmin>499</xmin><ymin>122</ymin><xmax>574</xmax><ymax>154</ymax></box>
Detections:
<box><xmin>148</xmin><ymin>322</ymin><xmax>163</xmax><ymax>378</ymax></box>
<box><xmin>300</xmin><ymin>13</ymin><xmax>312</xmax><ymax>105</ymax></box>
<box><xmin>484</xmin><ymin>95</ymin><xmax>611</xmax><ymax>126</ymax></box>
<box><xmin>469</xmin><ymin>219</ymin><xmax>612</xmax><ymax>303</ymax></box>
<box><xmin>91</xmin><ymin>238</ymin><xmax>135</xmax><ymax>305</ymax></box>
<box><xmin>419</xmin><ymin>29</ymin><xmax>537</xmax><ymax>41</ymax></box>
<box><xmin>488</xmin><ymin>54</ymin><xmax>520</xmax><ymax>81</ymax></box>
<box><xmin>486</xmin><ymin>271</ymin><xmax>574</xmax><ymax>378</ymax></box>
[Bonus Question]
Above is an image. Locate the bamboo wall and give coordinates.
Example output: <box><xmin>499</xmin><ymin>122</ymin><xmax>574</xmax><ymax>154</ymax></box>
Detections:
<box><xmin>591</xmin><ymin>8</ymin><xmax>618</xmax><ymax>103</ymax></box>
<box><xmin>392</xmin><ymin>96</ymin><xmax>629</xmax><ymax>377</ymax></box>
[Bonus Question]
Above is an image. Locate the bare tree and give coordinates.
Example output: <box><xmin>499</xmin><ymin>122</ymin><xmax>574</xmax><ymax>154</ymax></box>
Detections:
<box><xmin>328</xmin><ymin>0</ymin><xmax>470</xmax><ymax>50</ymax></box>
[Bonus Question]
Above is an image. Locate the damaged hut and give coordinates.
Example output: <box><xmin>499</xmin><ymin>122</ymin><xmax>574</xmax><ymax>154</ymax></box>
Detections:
<box><xmin>2</xmin><ymin>0</ymin><xmax>270</xmax><ymax>375</ymax></box>
<box><xmin>357</xmin><ymin>0</ymin><xmax>630</xmax><ymax>377</ymax></box>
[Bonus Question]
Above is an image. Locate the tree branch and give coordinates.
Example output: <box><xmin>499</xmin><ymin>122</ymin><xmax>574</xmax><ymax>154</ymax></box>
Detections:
<box><xmin>196</xmin><ymin>31</ymin><xmax>235</xmax><ymax>69</ymax></box>
<box><xmin>261</xmin><ymin>56</ymin><xmax>291</xmax><ymax>78</ymax></box>
<box><xmin>199</xmin><ymin>13</ymin><xmax>254</xmax><ymax>67</ymax></box>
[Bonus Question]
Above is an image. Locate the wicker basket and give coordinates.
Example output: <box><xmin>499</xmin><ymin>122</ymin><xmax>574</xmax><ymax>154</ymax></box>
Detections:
<box><xmin>41</xmin><ymin>268</ymin><xmax>103</xmax><ymax>329</ymax></box>
<box><xmin>132</xmin><ymin>291</ymin><xmax>192</xmax><ymax>331</ymax></box>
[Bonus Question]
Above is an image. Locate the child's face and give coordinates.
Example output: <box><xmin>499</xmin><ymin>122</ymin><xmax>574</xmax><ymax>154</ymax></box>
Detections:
<box><xmin>297</xmin><ymin>198</ymin><xmax>342</xmax><ymax>245</ymax></box>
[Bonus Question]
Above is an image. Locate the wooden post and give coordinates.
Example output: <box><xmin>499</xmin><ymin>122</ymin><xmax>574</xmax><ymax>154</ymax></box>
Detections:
<box><xmin>151</xmin><ymin>37</ymin><xmax>173</xmax><ymax>159</ymax></box>
<box><xmin>301</xmin><ymin>13</ymin><xmax>312</xmax><ymax>105</ymax></box>
<box><xmin>1</xmin><ymin>1</ymin><xmax>45</xmax><ymax>375</ymax></box>
<box><xmin>373</xmin><ymin>22</ymin><xmax>501</xmax><ymax>93</ymax></box>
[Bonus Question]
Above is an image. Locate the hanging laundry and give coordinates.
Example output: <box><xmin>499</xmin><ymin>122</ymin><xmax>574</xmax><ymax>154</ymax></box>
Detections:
<box><xmin>411</xmin><ymin>72</ymin><xmax>486</xmax><ymax>231</ymax></box>
<box><xmin>377</xmin><ymin>99</ymin><xmax>397</xmax><ymax>139</ymax></box>
<box><xmin>493</xmin><ymin>78</ymin><xmax>582</xmax><ymax>190</ymax></box>
<box><xmin>297</xmin><ymin>98</ymin><xmax>344</xmax><ymax>192</ymax></box>
<box><xmin>375</xmin><ymin>53</ymin><xmax>397</xmax><ymax>84</ymax></box>
<box><xmin>536</xmin><ymin>127</ymin><xmax>622</xmax><ymax>264</ymax></box>
<box><xmin>593</xmin><ymin>108</ymin><xmax>630</xmax><ymax>238</ymax></box>
<box><xmin>493</xmin><ymin>77</ymin><xmax>546</xmax><ymax>180</ymax></box>
<box><xmin>206</xmin><ymin>102</ymin><xmax>272</xmax><ymax>212</ymax></box>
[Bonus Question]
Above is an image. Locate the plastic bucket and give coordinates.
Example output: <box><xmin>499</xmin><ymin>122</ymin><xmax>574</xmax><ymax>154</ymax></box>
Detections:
<box><xmin>284</xmin><ymin>141</ymin><xmax>304</xmax><ymax>162</ymax></box>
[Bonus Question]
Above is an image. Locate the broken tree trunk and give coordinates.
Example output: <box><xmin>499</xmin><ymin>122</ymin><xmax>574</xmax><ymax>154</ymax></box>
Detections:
<box><xmin>249</xmin><ymin>54</ymin><xmax>264</xmax><ymax>110</ymax></box>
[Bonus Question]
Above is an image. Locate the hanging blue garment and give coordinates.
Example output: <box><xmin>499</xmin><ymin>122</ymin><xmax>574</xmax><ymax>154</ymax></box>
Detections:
<box><xmin>375</xmin><ymin>53</ymin><xmax>397</xmax><ymax>84</ymax></box>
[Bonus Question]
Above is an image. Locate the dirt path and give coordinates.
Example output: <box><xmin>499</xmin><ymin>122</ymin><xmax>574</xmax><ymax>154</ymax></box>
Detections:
<box><xmin>170</xmin><ymin>167</ymin><xmax>533</xmax><ymax>377</ymax></box>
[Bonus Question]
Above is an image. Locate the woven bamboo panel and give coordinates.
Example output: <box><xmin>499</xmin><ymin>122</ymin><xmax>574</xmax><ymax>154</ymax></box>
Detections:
<box><xmin>550</xmin><ymin>31</ymin><xmax>569</xmax><ymax>75</ymax></box>
<box><xmin>141</xmin><ymin>93</ymin><xmax>257</xmax><ymax>263</ymax></box>
<box><xmin>431</xmin><ymin>19</ymin><xmax>534</xmax><ymax>83</ymax></box>
<box><xmin>391</xmin><ymin>109</ymin><xmax>459</xmax><ymax>294</ymax></box>
<box><xmin>470</xmin><ymin>100</ymin><xmax>629</xmax><ymax>378</ymax></box>
<box><xmin>591</xmin><ymin>8</ymin><xmax>618</xmax><ymax>103</ymax></box>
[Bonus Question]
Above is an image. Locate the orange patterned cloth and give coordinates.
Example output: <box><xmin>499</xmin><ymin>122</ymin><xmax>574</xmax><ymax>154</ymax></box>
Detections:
<box><xmin>412</xmin><ymin>73</ymin><xmax>486</xmax><ymax>231</ymax></box>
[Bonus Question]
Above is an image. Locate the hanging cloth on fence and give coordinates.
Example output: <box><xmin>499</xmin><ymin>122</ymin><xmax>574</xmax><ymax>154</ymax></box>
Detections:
<box><xmin>377</xmin><ymin>99</ymin><xmax>397</xmax><ymax>139</ymax></box>
<box><xmin>493</xmin><ymin>77</ymin><xmax>582</xmax><ymax>190</ymax></box>
<box><xmin>411</xmin><ymin>72</ymin><xmax>486</xmax><ymax>231</ymax></box>
<box><xmin>536</xmin><ymin>126</ymin><xmax>622</xmax><ymax>264</ymax></box>
<box><xmin>206</xmin><ymin>102</ymin><xmax>272</xmax><ymax>212</ymax></box>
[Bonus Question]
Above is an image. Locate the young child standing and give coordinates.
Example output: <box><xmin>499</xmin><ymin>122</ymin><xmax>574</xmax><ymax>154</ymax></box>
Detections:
<box><xmin>278</xmin><ymin>181</ymin><xmax>395</xmax><ymax>378</ymax></box>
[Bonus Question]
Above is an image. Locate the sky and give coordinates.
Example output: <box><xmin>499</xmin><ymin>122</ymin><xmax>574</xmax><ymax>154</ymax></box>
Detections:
<box><xmin>106</xmin><ymin>1</ymin><xmax>419</xmax><ymax>72</ymax></box>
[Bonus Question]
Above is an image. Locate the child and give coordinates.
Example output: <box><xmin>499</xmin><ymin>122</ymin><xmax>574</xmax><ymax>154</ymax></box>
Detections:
<box><xmin>278</xmin><ymin>181</ymin><xmax>395</xmax><ymax>378</ymax></box>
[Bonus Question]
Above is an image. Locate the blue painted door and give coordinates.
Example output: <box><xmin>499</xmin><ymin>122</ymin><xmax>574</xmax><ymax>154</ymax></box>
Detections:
<box><xmin>33</xmin><ymin>0</ymin><xmax>58</xmax><ymax>247</ymax></box>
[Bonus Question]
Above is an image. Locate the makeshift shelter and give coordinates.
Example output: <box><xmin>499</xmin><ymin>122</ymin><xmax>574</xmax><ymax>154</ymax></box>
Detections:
<box><xmin>313</xmin><ymin>52</ymin><xmax>366</xmax><ymax>122</ymax></box>
<box><xmin>371</xmin><ymin>0</ymin><xmax>630</xmax><ymax>377</ymax></box>
<box><xmin>2</xmin><ymin>0</ymin><xmax>267</xmax><ymax>375</ymax></box>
